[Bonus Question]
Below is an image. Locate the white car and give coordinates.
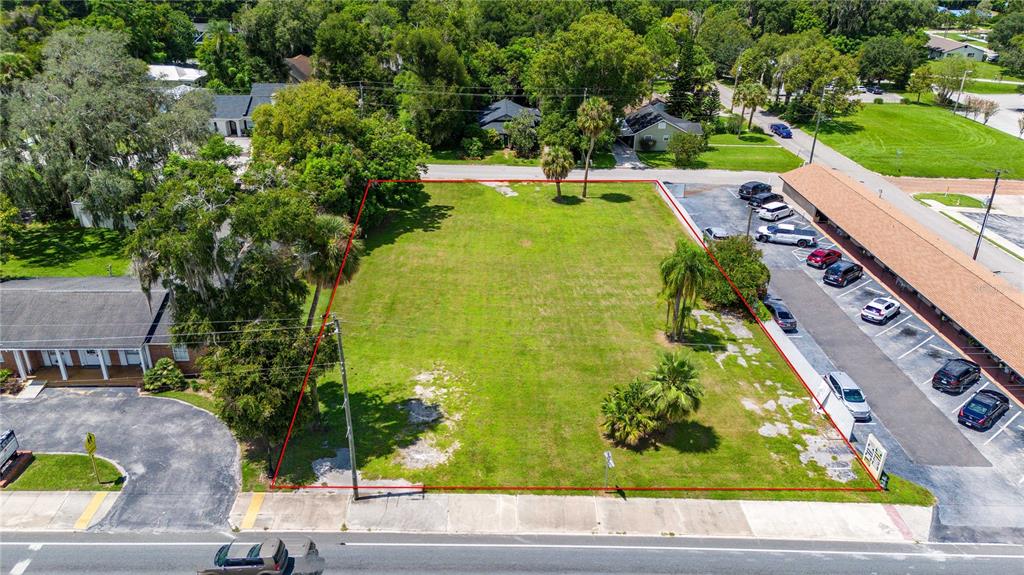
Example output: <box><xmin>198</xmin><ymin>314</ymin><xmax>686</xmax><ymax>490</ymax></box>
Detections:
<box><xmin>826</xmin><ymin>371</ymin><xmax>871</xmax><ymax>422</ymax></box>
<box><xmin>758</xmin><ymin>201</ymin><xmax>793</xmax><ymax>221</ymax></box>
<box><xmin>861</xmin><ymin>297</ymin><xmax>901</xmax><ymax>324</ymax></box>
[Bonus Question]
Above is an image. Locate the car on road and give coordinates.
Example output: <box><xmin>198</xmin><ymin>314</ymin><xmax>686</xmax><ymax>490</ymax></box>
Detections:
<box><xmin>748</xmin><ymin>191</ymin><xmax>784</xmax><ymax>208</ymax></box>
<box><xmin>855</xmin><ymin>85</ymin><xmax>867</xmax><ymax>93</ymax></box>
<box><xmin>860</xmin><ymin>297</ymin><xmax>901</xmax><ymax>324</ymax></box>
<box><xmin>825</xmin><ymin>371</ymin><xmax>872</xmax><ymax>421</ymax></box>
<box><xmin>763</xmin><ymin>296</ymin><xmax>797</xmax><ymax>332</ymax></box>
<box><xmin>738</xmin><ymin>181</ymin><xmax>772</xmax><ymax>200</ymax></box>
<box><xmin>932</xmin><ymin>358</ymin><xmax>982</xmax><ymax>394</ymax></box>
<box><xmin>806</xmin><ymin>248</ymin><xmax>842</xmax><ymax>269</ymax></box>
<box><xmin>868</xmin><ymin>85</ymin><xmax>884</xmax><ymax>95</ymax></box>
<box><xmin>770</xmin><ymin>123</ymin><xmax>792</xmax><ymax>138</ymax></box>
<box><xmin>702</xmin><ymin>227</ymin><xmax>733</xmax><ymax>241</ymax></box>
<box><xmin>755</xmin><ymin>223</ymin><xmax>817</xmax><ymax>247</ymax></box>
<box><xmin>202</xmin><ymin>539</ymin><xmax>290</xmax><ymax>575</ymax></box>
<box><xmin>958</xmin><ymin>389</ymin><xmax>1010</xmax><ymax>431</ymax></box>
<box><xmin>758</xmin><ymin>201</ymin><xmax>794</xmax><ymax>221</ymax></box>
<box><xmin>823</xmin><ymin>261</ymin><xmax>863</xmax><ymax>287</ymax></box>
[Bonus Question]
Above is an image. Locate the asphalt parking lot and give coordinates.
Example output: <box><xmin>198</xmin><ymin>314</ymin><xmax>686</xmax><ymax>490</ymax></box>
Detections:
<box><xmin>672</xmin><ymin>183</ymin><xmax>1024</xmax><ymax>480</ymax></box>
<box><xmin>0</xmin><ymin>388</ymin><xmax>239</xmax><ymax>531</ymax></box>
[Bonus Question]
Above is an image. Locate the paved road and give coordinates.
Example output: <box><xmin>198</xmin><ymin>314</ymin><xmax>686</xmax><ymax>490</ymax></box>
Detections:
<box><xmin>716</xmin><ymin>83</ymin><xmax>1024</xmax><ymax>291</ymax></box>
<box><xmin>0</xmin><ymin>388</ymin><xmax>239</xmax><ymax>531</ymax></box>
<box><xmin>3</xmin><ymin>532</ymin><xmax>1024</xmax><ymax>575</ymax></box>
<box><xmin>960</xmin><ymin>90</ymin><xmax>1024</xmax><ymax>140</ymax></box>
<box><xmin>424</xmin><ymin>162</ymin><xmax>780</xmax><ymax>186</ymax></box>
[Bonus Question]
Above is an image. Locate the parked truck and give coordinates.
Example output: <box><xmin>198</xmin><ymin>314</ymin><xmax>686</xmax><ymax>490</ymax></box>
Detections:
<box><xmin>754</xmin><ymin>223</ymin><xmax>817</xmax><ymax>247</ymax></box>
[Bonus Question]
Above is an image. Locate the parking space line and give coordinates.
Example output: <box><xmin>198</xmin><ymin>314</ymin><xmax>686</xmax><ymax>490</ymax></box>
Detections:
<box><xmin>984</xmin><ymin>411</ymin><xmax>1021</xmax><ymax>445</ymax></box>
<box><xmin>953</xmin><ymin>382</ymin><xmax>989</xmax><ymax>413</ymax></box>
<box><xmin>835</xmin><ymin>279</ymin><xmax>870</xmax><ymax>298</ymax></box>
<box><xmin>876</xmin><ymin>315</ymin><xmax>912</xmax><ymax>337</ymax></box>
<box><xmin>897</xmin><ymin>335</ymin><xmax>934</xmax><ymax>360</ymax></box>
<box><xmin>927</xmin><ymin>344</ymin><xmax>954</xmax><ymax>355</ymax></box>
<box><xmin>864</xmin><ymin>286</ymin><xmax>886</xmax><ymax>296</ymax></box>
<box><xmin>73</xmin><ymin>492</ymin><xmax>109</xmax><ymax>530</ymax></box>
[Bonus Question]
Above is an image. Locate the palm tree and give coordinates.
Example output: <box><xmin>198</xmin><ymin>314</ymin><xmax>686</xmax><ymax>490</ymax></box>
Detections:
<box><xmin>540</xmin><ymin>145</ymin><xmax>574</xmax><ymax>199</ymax></box>
<box><xmin>659</xmin><ymin>239</ymin><xmax>710</xmax><ymax>341</ymax></box>
<box><xmin>298</xmin><ymin>214</ymin><xmax>363</xmax><ymax>331</ymax></box>
<box><xmin>741</xmin><ymin>83</ymin><xmax>769</xmax><ymax>129</ymax></box>
<box><xmin>576</xmin><ymin>96</ymin><xmax>612</xmax><ymax>199</ymax></box>
<box><xmin>645</xmin><ymin>351</ymin><xmax>704</xmax><ymax>425</ymax></box>
<box><xmin>601</xmin><ymin>379</ymin><xmax>657</xmax><ymax>447</ymax></box>
<box><xmin>732</xmin><ymin>82</ymin><xmax>758</xmax><ymax>130</ymax></box>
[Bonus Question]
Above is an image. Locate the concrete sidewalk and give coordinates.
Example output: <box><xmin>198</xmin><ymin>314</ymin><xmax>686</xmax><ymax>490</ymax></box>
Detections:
<box><xmin>229</xmin><ymin>491</ymin><xmax>932</xmax><ymax>543</ymax></box>
<box><xmin>0</xmin><ymin>491</ymin><xmax>118</xmax><ymax>531</ymax></box>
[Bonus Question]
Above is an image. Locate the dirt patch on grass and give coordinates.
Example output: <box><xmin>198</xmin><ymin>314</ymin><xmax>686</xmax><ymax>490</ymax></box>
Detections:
<box><xmin>395</xmin><ymin>363</ymin><xmax>467</xmax><ymax>470</ymax></box>
<box><xmin>482</xmin><ymin>181</ymin><xmax>517</xmax><ymax>197</ymax></box>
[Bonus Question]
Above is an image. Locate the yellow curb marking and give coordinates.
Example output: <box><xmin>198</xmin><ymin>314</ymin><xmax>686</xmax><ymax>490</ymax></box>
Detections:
<box><xmin>74</xmin><ymin>492</ymin><xmax>109</xmax><ymax>530</ymax></box>
<box><xmin>240</xmin><ymin>492</ymin><xmax>265</xmax><ymax>530</ymax></box>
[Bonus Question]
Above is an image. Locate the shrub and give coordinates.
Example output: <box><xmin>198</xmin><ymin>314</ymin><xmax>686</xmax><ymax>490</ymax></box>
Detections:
<box><xmin>505</xmin><ymin>111</ymin><xmax>538</xmax><ymax>157</ymax></box>
<box><xmin>143</xmin><ymin>357</ymin><xmax>187</xmax><ymax>392</ymax></box>
<box><xmin>461</xmin><ymin>137</ymin><xmax>484</xmax><ymax>159</ymax></box>
<box><xmin>873</xmin><ymin>97</ymin><xmax>884</xmax><ymax>104</ymax></box>
<box><xmin>666</xmin><ymin>131</ymin><xmax>708</xmax><ymax>167</ymax></box>
<box><xmin>749</xmin><ymin>124</ymin><xmax>765</xmax><ymax>135</ymax></box>
<box><xmin>702</xmin><ymin>236</ymin><xmax>770</xmax><ymax>311</ymax></box>
<box><xmin>482</xmin><ymin>128</ymin><xmax>502</xmax><ymax>149</ymax></box>
<box><xmin>0</xmin><ymin>368</ymin><xmax>12</xmax><ymax>382</ymax></box>
<box><xmin>601</xmin><ymin>379</ymin><xmax>657</xmax><ymax>447</ymax></box>
<box><xmin>900</xmin><ymin>97</ymin><xmax>910</xmax><ymax>105</ymax></box>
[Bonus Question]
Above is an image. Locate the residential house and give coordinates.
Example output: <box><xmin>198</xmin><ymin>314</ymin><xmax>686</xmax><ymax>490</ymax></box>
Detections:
<box><xmin>478</xmin><ymin>98</ymin><xmax>540</xmax><ymax>144</ymax></box>
<box><xmin>209</xmin><ymin>83</ymin><xmax>287</xmax><ymax>137</ymax></box>
<box><xmin>0</xmin><ymin>277</ymin><xmax>196</xmax><ymax>386</ymax></box>
<box><xmin>926</xmin><ymin>35</ymin><xmax>995</xmax><ymax>62</ymax></box>
<box><xmin>147</xmin><ymin>65</ymin><xmax>207</xmax><ymax>84</ymax></box>
<box><xmin>620</xmin><ymin>100</ymin><xmax>703</xmax><ymax>152</ymax></box>
<box><xmin>284</xmin><ymin>55</ymin><xmax>313</xmax><ymax>83</ymax></box>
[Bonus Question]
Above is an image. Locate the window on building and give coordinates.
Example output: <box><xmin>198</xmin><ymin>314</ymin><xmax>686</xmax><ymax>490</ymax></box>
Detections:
<box><xmin>658</xmin><ymin>121</ymin><xmax>666</xmax><ymax>129</ymax></box>
<box><xmin>172</xmin><ymin>345</ymin><xmax>189</xmax><ymax>362</ymax></box>
<box><xmin>663</xmin><ymin>135</ymin><xmax>670</xmax><ymax>141</ymax></box>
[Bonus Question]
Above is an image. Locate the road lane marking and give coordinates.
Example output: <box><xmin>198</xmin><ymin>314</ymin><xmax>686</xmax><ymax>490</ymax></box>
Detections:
<box><xmin>8</xmin><ymin>559</ymin><xmax>31</xmax><ymax>575</ymax></box>
<box><xmin>73</xmin><ymin>492</ymin><xmax>109</xmax><ymax>530</ymax></box>
<box><xmin>240</xmin><ymin>492</ymin><xmax>265</xmax><ymax>530</ymax></box>
<box><xmin>984</xmin><ymin>411</ymin><xmax>1021</xmax><ymax>445</ymax></box>
<box><xmin>835</xmin><ymin>279</ymin><xmax>870</xmax><ymax>298</ymax></box>
<box><xmin>898</xmin><ymin>335</ymin><xmax>934</xmax><ymax>360</ymax></box>
<box><xmin>27</xmin><ymin>544</ymin><xmax>41</xmax><ymax>552</ymax></box>
<box><xmin>953</xmin><ymin>382</ymin><xmax>989</xmax><ymax>413</ymax></box>
<box><xmin>876</xmin><ymin>315</ymin><xmax>912</xmax><ymax>336</ymax></box>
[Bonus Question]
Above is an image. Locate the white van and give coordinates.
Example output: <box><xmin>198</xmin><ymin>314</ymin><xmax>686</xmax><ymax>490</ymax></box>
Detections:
<box><xmin>758</xmin><ymin>201</ymin><xmax>793</xmax><ymax>221</ymax></box>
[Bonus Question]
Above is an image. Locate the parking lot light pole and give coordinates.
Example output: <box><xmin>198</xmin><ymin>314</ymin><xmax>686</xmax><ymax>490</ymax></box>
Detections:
<box><xmin>331</xmin><ymin>315</ymin><xmax>359</xmax><ymax>500</ymax></box>
<box><xmin>808</xmin><ymin>83</ymin><xmax>828</xmax><ymax>164</ymax></box>
<box><xmin>972</xmin><ymin>169</ymin><xmax>1002</xmax><ymax>260</ymax></box>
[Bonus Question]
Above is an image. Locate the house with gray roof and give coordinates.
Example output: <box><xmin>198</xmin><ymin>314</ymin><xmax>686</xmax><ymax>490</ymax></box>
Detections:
<box><xmin>210</xmin><ymin>83</ymin><xmax>288</xmax><ymax>137</ymax></box>
<box><xmin>0</xmin><ymin>277</ymin><xmax>194</xmax><ymax>385</ymax></box>
<box><xmin>925</xmin><ymin>35</ymin><xmax>995</xmax><ymax>62</ymax></box>
<box><xmin>478</xmin><ymin>98</ymin><xmax>540</xmax><ymax>143</ymax></box>
<box><xmin>620</xmin><ymin>100</ymin><xmax>703</xmax><ymax>152</ymax></box>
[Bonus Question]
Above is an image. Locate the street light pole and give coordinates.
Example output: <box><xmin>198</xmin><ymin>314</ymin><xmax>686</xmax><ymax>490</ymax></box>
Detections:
<box><xmin>746</xmin><ymin>205</ymin><xmax>755</xmax><ymax>237</ymax></box>
<box><xmin>331</xmin><ymin>314</ymin><xmax>359</xmax><ymax>500</ymax></box>
<box><xmin>953</xmin><ymin>69</ymin><xmax>971</xmax><ymax>115</ymax></box>
<box><xmin>972</xmin><ymin>169</ymin><xmax>1002</xmax><ymax>260</ymax></box>
<box><xmin>808</xmin><ymin>83</ymin><xmax>828</xmax><ymax>164</ymax></box>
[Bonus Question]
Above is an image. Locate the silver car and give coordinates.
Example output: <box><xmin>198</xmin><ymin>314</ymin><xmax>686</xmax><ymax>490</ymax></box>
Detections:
<box><xmin>826</xmin><ymin>371</ymin><xmax>871</xmax><ymax>422</ymax></box>
<box><xmin>861</xmin><ymin>297</ymin><xmax>900</xmax><ymax>324</ymax></box>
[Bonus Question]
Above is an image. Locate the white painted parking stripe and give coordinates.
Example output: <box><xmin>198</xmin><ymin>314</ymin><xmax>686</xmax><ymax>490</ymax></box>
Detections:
<box><xmin>864</xmin><ymin>286</ymin><xmax>886</xmax><ymax>295</ymax></box>
<box><xmin>9</xmin><ymin>559</ymin><xmax>31</xmax><ymax>575</ymax></box>
<box><xmin>1018</xmin><ymin>475</ymin><xmax>1024</xmax><ymax>486</ymax></box>
<box><xmin>953</xmin><ymin>382</ymin><xmax>989</xmax><ymax>413</ymax></box>
<box><xmin>876</xmin><ymin>315</ymin><xmax>912</xmax><ymax>336</ymax></box>
<box><xmin>835</xmin><ymin>279</ymin><xmax>870</xmax><ymax>298</ymax></box>
<box><xmin>897</xmin><ymin>335</ymin><xmax>934</xmax><ymax>360</ymax></box>
<box><xmin>927</xmin><ymin>344</ymin><xmax>954</xmax><ymax>355</ymax></box>
<box><xmin>984</xmin><ymin>411</ymin><xmax>1021</xmax><ymax>445</ymax></box>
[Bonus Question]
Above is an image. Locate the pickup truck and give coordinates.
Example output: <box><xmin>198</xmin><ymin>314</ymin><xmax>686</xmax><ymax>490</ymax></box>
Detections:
<box><xmin>754</xmin><ymin>223</ymin><xmax>817</xmax><ymax>247</ymax></box>
<box><xmin>199</xmin><ymin>538</ymin><xmax>324</xmax><ymax>575</ymax></box>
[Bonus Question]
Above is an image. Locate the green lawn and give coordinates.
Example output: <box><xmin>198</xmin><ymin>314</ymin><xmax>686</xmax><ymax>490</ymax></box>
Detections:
<box><xmin>638</xmin><ymin>133</ymin><xmax>802</xmax><ymax>172</ymax></box>
<box><xmin>914</xmin><ymin>193</ymin><xmax>986</xmax><ymax>208</ymax></box>
<box><xmin>7</xmin><ymin>454</ymin><xmax>123</xmax><ymax>491</ymax></box>
<box><xmin>271</xmin><ymin>182</ymin><xmax>930</xmax><ymax>504</ymax></box>
<box><xmin>963</xmin><ymin>80</ymin><xmax>1024</xmax><ymax>94</ymax></box>
<box><xmin>152</xmin><ymin>390</ymin><xmax>219</xmax><ymax>413</ymax></box>
<box><xmin>1</xmin><ymin>221</ymin><xmax>128</xmax><ymax>279</ymax></box>
<box><xmin>810</xmin><ymin>102</ymin><xmax>1024</xmax><ymax>178</ymax></box>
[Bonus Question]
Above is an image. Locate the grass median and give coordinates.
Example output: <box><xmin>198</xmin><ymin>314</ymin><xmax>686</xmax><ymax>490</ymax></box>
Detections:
<box><xmin>7</xmin><ymin>453</ymin><xmax>123</xmax><ymax>491</ymax></box>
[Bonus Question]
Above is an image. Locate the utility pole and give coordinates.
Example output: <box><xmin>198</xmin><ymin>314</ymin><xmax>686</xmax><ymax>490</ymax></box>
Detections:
<box><xmin>953</xmin><ymin>69</ymin><xmax>971</xmax><ymax>115</ymax></box>
<box><xmin>729</xmin><ymin>64</ymin><xmax>742</xmax><ymax>113</ymax></box>
<box><xmin>746</xmin><ymin>205</ymin><xmax>755</xmax><ymax>237</ymax></box>
<box><xmin>973</xmin><ymin>169</ymin><xmax>1002</xmax><ymax>260</ymax></box>
<box><xmin>332</xmin><ymin>315</ymin><xmax>359</xmax><ymax>499</ymax></box>
<box><xmin>808</xmin><ymin>84</ymin><xmax>828</xmax><ymax>164</ymax></box>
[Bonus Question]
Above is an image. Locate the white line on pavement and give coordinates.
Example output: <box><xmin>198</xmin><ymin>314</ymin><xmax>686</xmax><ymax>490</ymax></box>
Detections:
<box><xmin>864</xmin><ymin>286</ymin><xmax>886</xmax><ymax>295</ymax></box>
<box><xmin>984</xmin><ymin>411</ymin><xmax>1022</xmax><ymax>445</ymax></box>
<box><xmin>898</xmin><ymin>335</ymin><xmax>934</xmax><ymax>360</ymax></box>
<box><xmin>27</xmin><ymin>544</ymin><xmax>41</xmax><ymax>552</ymax></box>
<box><xmin>876</xmin><ymin>315</ymin><xmax>912</xmax><ymax>337</ymax></box>
<box><xmin>953</xmin><ymin>382</ymin><xmax>989</xmax><ymax>413</ymax></box>
<box><xmin>1018</xmin><ymin>475</ymin><xmax>1024</xmax><ymax>486</ymax></box>
<box><xmin>9</xmin><ymin>559</ymin><xmax>31</xmax><ymax>575</ymax></box>
<box><xmin>927</xmin><ymin>344</ymin><xmax>954</xmax><ymax>355</ymax></box>
<box><xmin>836</xmin><ymin>279</ymin><xmax>871</xmax><ymax>298</ymax></box>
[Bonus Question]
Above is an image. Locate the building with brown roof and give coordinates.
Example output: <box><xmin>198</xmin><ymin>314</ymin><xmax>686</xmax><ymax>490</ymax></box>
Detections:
<box><xmin>779</xmin><ymin>164</ymin><xmax>1024</xmax><ymax>385</ymax></box>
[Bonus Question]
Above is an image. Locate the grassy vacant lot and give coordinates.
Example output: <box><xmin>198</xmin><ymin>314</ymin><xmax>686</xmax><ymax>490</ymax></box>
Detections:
<box><xmin>812</xmin><ymin>101</ymin><xmax>1024</xmax><ymax>178</ymax></box>
<box><xmin>914</xmin><ymin>192</ymin><xmax>986</xmax><ymax>208</ymax></box>
<box><xmin>8</xmin><ymin>454</ymin><xmax>123</xmax><ymax>491</ymax></box>
<box><xmin>639</xmin><ymin>133</ymin><xmax>802</xmax><ymax>172</ymax></box>
<box><xmin>273</xmin><ymin>181</ymin><xmax>930</xmax><ymax>504</ymax></box>
<box><xmin>1</xmin><ymin>221</ymin><xmax>128</xmax><ymax>279</ymax></box>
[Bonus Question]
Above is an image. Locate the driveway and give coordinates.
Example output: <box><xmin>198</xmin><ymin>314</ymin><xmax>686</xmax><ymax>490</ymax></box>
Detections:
<box><xmin>0</xmin><ymin>388</ymin><xmax>239</xmax><ymax>531</ymax></box>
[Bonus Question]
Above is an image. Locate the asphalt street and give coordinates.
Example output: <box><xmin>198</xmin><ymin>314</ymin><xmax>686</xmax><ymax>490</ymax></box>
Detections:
<box><xmin>0</xmin><ymin>388</ymin><xmax>239</xmax><ymax>531</ymax></box>
<box><xmin>3</xmin><ymin>532</ymin><xmax>1024</xmax><ymax>575</ymax></box>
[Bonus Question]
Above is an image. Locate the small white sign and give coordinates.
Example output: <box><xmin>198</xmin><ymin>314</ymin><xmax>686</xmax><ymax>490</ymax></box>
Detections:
<box><xmin>863</xmin><ymin>433</ymin><xmax>887</xmax><ymax>480</ymax></box>
<box><xmin>603</xmin><ymin>451</ymin><xmax>615</xmax><ymax>469</ymax></box>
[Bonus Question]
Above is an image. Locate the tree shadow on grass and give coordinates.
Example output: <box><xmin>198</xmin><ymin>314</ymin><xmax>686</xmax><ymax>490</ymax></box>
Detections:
<box><xmin>274</xmin><ymin>380</ymin><xmax>441</xmax><ymax>486</ymax></box>
<box><xmin>662</xmin><ymin>420</ymin><xmax>721</xmax><ymax>454</ymax></box>
<box><xmin>816</xmin><ymin>119</ymin><xmax>863</xmax><ymax>136</ymax></box>
<box><xmin>551</xmin><ymin>195</ymin><xmax>584</xmax><ymax>206</ymax></box>
<box><xmin>362</xmin><ymin>197</ymin><xmax>454</xmax><ymax>257</ymax></box>
<box><xmin>597</xmin><ymin>192</ymin><xmax>634</xmax><ymax>203</ymax></box>
<box><xmin>738</xmin><ymin>134</ymin><xmax>770</xmax><ymax>144</ymax></box>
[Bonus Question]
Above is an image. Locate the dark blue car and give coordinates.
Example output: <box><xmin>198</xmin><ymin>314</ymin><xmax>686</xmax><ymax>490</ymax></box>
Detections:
<box><xmin>770</xmin><ymin>123</ymin><xmax>792</xmax><ymax>138</ymax></box>
<box><xmin>958</xmin><ymin>389</ymin><xmax>1010</xmax><ymax>431</ymax></box>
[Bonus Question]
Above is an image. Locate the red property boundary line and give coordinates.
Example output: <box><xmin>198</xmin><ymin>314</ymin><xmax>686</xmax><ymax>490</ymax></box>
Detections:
<box><xmin>270</xmin><ymin>178</ymin><xmax>882</xmax><ymax>493</ymax></box>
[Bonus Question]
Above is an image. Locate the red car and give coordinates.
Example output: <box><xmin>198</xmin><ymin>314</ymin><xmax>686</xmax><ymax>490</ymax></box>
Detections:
<box><xmin>806</xmin><ymin>248</ymin><xmax>842</xmax><ymax>269</ymax></box>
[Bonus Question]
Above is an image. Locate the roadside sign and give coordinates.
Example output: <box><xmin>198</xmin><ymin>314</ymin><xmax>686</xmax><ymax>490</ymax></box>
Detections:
<box><xmin>604</xmin><ymin>451</ymin><xmax>615</xmax><ymax>469</ymax></box>
<box><xmin>0</xmin><ymin>430</ymin><xmax>19</xmax><ymax>466</ymax></box>
<box><xmin>863</xmin><ymin>433</ymin><xmax>888</xmax><ymax>481</ymax></box>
